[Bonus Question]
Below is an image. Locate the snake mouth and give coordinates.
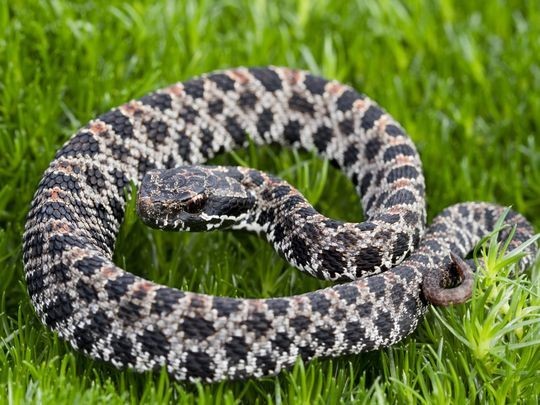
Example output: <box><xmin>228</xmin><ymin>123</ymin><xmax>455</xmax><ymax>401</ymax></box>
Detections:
<box><xmin>136</xmin><ymin>196</ymin><xmax>216</xmax><ymax>232</ymax></box>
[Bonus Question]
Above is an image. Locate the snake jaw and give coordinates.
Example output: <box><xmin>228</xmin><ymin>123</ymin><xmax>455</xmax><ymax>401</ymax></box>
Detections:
<box><xmin>137</xmin><ymin>196</ymin><xmax>210</xmax><ymax>231</ymax></box>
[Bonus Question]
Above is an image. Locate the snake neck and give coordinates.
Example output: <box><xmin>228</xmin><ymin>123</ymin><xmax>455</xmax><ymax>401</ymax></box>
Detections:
<box><xmin>233</xmin><ymin>167</ymin><xmax>327</xmax><ymax>231</ymax></box>
<box><xmin>233</xmin><ymin>167</ymin><xmax>391</xmax><ymax>280</ymax></box>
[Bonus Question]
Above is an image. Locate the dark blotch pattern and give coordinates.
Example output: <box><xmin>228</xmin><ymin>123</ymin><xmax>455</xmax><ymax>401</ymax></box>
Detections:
<box><xmin>184</xmin><ymin>351</ymin><xmax>214</xmax><ymax>379</ymax></box>
<box><xmin>208</xmin><ymin>73</ymin><xmax>236</xmax><ymax>91</ymax></box>
<box><xmin>271</xmin><ymin>185</ymin><xmax>290</xmax><ymax>199</ymax></box>
<box><xmin>256</xmin><ymin>355</ymin><xmax>277</xmax><ymax>374</ymax></box>
<box><xmin>73</xmin><ymin>325</ymin><xmax>96</xmax><ymax>352</ymax></box>
<box><xmin>387</xmin><ymin>166</ymin><xmax>419</xmax><ymax>183</ymax></box>
<box><xmin>55</xmin><ymin>131</ymin><xmax>99</xmax><ymax>158</ymax></box>
<box><xmin>284</xmin><ymin>120</ymin><xmax>301</xmax><ymax>144</ymax></box>
<box><xmin>151</xmin><ymin>288</ymin><xmax>185</xmax><ymax>315</ymax></box>
<box><xmin>272</xmin><ymin>332</ymin><xmax>292</xmax><ymax>353</ymax></box>
<box><xmin>47</xmin><ymin>234</ymin><xmax>83</xmax><ymax>257</ymax></box>
<box><xmin>100</xmin><ymin>109</ymin><xmax>133</xmax><ymax>139</ymax></box>
<box><xmin>179</xmin><ymin>105</ymin><xmax>199</xmax><ymax>124</ymax></box>
<box><xmin>398</xmin><ymin>297</ymin><xmax>420</xmax><ymax>334</ymax></box>
<box><xmin>384</xmin><ymin>189</ymin><xmax>416</xmax><ymax>207</ymax></box>
<box><xmin>208</xmin><ymin>99</ymin><xmax>224</xmax><ymax>115</ymax></box>
<box><xmin>118</xmin><ymin>301</ymin><xmax>143</xmax><ymax>323</ymax></box>
<box><xmin>183</xmin><ymin>78</ymin><xmax>205</xmax><ymax>99</ymax></box>
<box><xmin>290</xmin><ymin>315</ymin><xmax>310</xmax><ymax>332</ymax></box>
<box><xmin>200</xmin><ymin>128</ymin><xmax>215</xmax><ymax>158</ymax></box>
<box><xmin>256</xmin><ymin>108</ymin><xmax>274</xmax><ymax>136</ymax></box>
<box><xmin>335</xmin><ymin>284</ymin><xmax>358</xmax><ymax>305</ymax></box>
<box><xmin>38</xmin><ymin>201</ymin><xmax>74</xmax><ymax>222</ymax></box>
<box><xmin>248</xmin><ymin>169</ymin><xmax>265</xmax><ymax>186</ymax></box>
<box><xmin>309</xmin><ymin>293</ymin><xmax>331</xmax><ymax>315</ymax></box>
<box><xmin>243</xmin><ymin>312</ymin><xmax>271</xmax><ymax>338</ymax></box>
<box><xmin>26</xmin><ymin>269</ymin><xmax>44</xmax><ymax>297</ymax></box>
<box><xmin>375</xmin><ymin>310</ymin><xmax>393</xmax><ymax>339</ymax></box>
<box><xmin>140</xmin><ymin>93</ymin><xmax>172</xmax><ymax>111</ymax></box>
<box><xmin>43</xmin><ymin>292</ymin><xmax>73</xmax><ymax>327</ymax></box>
<box><xmin>238</xmin><ymin>91</ymin><xmax>257</xmax><ymax>109</ymax></box>
<box><xmin>383</xmin><ymin>144</ymin><xmax>416</xmax><ymax>161</ymax></box>
<box><xmin>143</xmin><ymin>119</ymin><xmax>169</xmax><ymax>144</ymax></box>
<box><xmin>304</xmin><ymin>74</ymin><xmax>328</xmax><ymax>94</ymax></box>
<box><xmin>42</xmin><ymin>171</ymin><xmax>81</xmax><ymax>193</ymax></box>
<box><xmin>111</xmin><ymin>335</ymin><xmax>136</xmax><ymax>366</ymax></box>
<box><xmin>360</xmin><ymin>106</ymin><xmax>383</xmax><ymax>130</ymax></box>
<box><xmin>320</xmin><ymin>248</ymin><xmax>346</xmax><ymax>279</ymax></box>
<box><xmin>356</xmin><ymin>247</ymin><xmax>383</xmax><ymax>275</ymax></box>
<box><xmin>177</xmin><ymin>132</ymin><xmax>192</xmax><ymax>162</ymax></box>
<box><xmin>344</xmin><ymin>321</ymin><xmax>365</xmax><ymax>348</ymax></box>
<box><xmin>139</xmin><ymin>328</ymin><xmax>170</xmax><ymax>358</ymax></box>
<box><xmin>337</xmin><ymin>89</ymin><xmax>362</xmax><ymax>111</ymax></box>
<box><xmin>359</xmin><ymin>172</ymin><xmax>373</xmax><ymax>196</ymax></box>
<box><xmin>298</xmin><ymin>344</ymin><xmax>316</xmax><ymax>359</ymax></box>
<box><xmin>379</xmin><ymin>213</ymin><xmax>400</xmax><ymax>224</ymax></box>
<box><xmin>105</xmin><ymin>274</ymin><xmax>136</xmax><ymax>301</ymax></box>
<box><xmin>289</xmin><ymin>93</ymin><xmax>315</xmax><ymax>114</ymax></box>
<box><xmin>364</xmin><ymin>138</ymin><xmax>382</xmax><ymax>161</ymax></box>
<box><xmin>110</xmin><ymin>168</ymin><xmax>129</xmax><ymax>193</ymax></box>
<box><xmin>343</xmin><ymin>144</ymin><xmax>359</xmax><ymax>167</ymax></box>
<box><xmin>404</xmin><ymin>210</ymin><xmax>419</xmax><ymax>226</ymax></box>
<box><xmin>74</xmin><ymin>256</ymin><xmax>105</xmax><ymax>276</ymax></box>
<box><xmin>85</xmin><ymin>166</ymin><xmax>106</xmax><ymax>191</ymax></box>
<box><xmin>313</xmin><ymin>125</ymin><xmax>333</xmax><ymax>152</ymax></box>
<box><xmin>367</xmin><ymin>277</ymin><xmax>386</xmax><ymax>300</ymax></box>
<box><xmin>249</xmin><ymin>67</ymin><xmax>282</xmax><ymax>91</ymax></box>
<box><xmin>50</xmin><ymin>262</ymin><xmax>71</xmax><ymax>282</ymax></box>
<box><xmin>225</xmin><ymin>116</ymin><xmax>246</xmax><ymax>145</ymax></box>
<box><xmin>181</xmin><ymin>316</ymin><xmax>216</xmax><ymax>340</ymax></box>
<box><xmin>391</xmin><ymin>283</ymin><xmax>405</xmax><ymax>308</ymax></box>
<box><xmin>76</xmin><ymin>279</ymin><xmax>97</xmax><ymax>302</ymax></box>
<box><xmin>290</xmin><ymin>235</ymin><xmax>310</xmax><ymax>267</ymax></box>
<box><xmin>339</xmin><ymin>118</ymin><xmax>355</xmax><ymax>136</ymax></box>
<box><xmin>225</xmin><ymin>336</ymin><xmax>249</xmax><ymax>363</ymax></box>
<box><xmin>386</xmin><ymin>124</ymin><xmax>404</xmax><ymax>137</ymax></box>
<box><xmin>392</xmin><ymin>232</ymin><xmax>410</xmax><ymax>261</ymax></box>
<box><xmin>357</xmin><ymin>301</ymin><xmax>373</xmax><ymax>319</ymax></box>
<box><xmin>212</xmin><ymin>297</ymin><xmax>241</xmax><ymax>317</ymax></box>
<box><xmin>312</xmin><ymin>328</ymin><xmax>335</xmax><ymax>348</ymax></box>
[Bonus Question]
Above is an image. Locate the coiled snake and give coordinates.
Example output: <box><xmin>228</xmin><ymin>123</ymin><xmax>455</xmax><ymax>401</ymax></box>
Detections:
<box><xmin>23</xmin><ymin>67</ymin><xmax>537</xmax><ymax>382</ymax></box>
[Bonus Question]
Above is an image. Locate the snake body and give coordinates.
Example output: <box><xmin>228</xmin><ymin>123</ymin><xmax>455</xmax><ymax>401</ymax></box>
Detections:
<box><xmin>23</xmin><ymin>67</ymin><xmax>536</xmax><ymax>382</ymax></box>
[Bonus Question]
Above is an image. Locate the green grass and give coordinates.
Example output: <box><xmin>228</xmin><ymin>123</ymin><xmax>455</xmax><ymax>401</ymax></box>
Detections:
<box><xmin>1</xmin><ymin>0</ymin><xmax>539</xmax><ymax>403</ymax></box>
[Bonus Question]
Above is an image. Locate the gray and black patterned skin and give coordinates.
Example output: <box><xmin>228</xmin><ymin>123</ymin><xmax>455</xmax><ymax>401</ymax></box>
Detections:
<box><xmin>138</xmin><ymin>165</ymin><xmax>419</xmax><ymax>281</ymax></box>
<box><xmin>22</xmin><ymin>67</ymin><xmax>537</xmax><ymax>382</ymax></box>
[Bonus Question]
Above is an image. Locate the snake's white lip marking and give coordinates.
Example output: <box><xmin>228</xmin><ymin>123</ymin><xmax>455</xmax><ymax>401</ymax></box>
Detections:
<box><xmin>22</xmin><ymin>66</ymin><xmax>537</xmax><ymax>383</ymax></box>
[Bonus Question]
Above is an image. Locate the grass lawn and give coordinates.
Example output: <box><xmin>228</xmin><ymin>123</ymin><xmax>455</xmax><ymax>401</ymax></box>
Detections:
<box><xmin>1</xmin><ymin>0</ymin><xmax>539</xmax><ymax>403</ymax></box>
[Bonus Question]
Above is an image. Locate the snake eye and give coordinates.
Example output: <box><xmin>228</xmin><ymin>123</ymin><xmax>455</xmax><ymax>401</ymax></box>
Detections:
<box><xmin>184</xmin><ymin>194</ymin><xmax>206</xmax><ymax>214</ymax></box>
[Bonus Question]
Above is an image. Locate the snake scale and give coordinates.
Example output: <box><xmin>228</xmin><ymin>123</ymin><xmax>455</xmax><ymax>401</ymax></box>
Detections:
<box><xmin>23</xmin><ymin>67</ymin><xmax>537</xmax><ymax>382</ymax></box>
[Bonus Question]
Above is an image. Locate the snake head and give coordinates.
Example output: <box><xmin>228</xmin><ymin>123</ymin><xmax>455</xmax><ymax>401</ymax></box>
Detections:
<box><xmin>137</xmin><ymin>166</ymin><xmax>254</xmax><ymax>232</ymax></box>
